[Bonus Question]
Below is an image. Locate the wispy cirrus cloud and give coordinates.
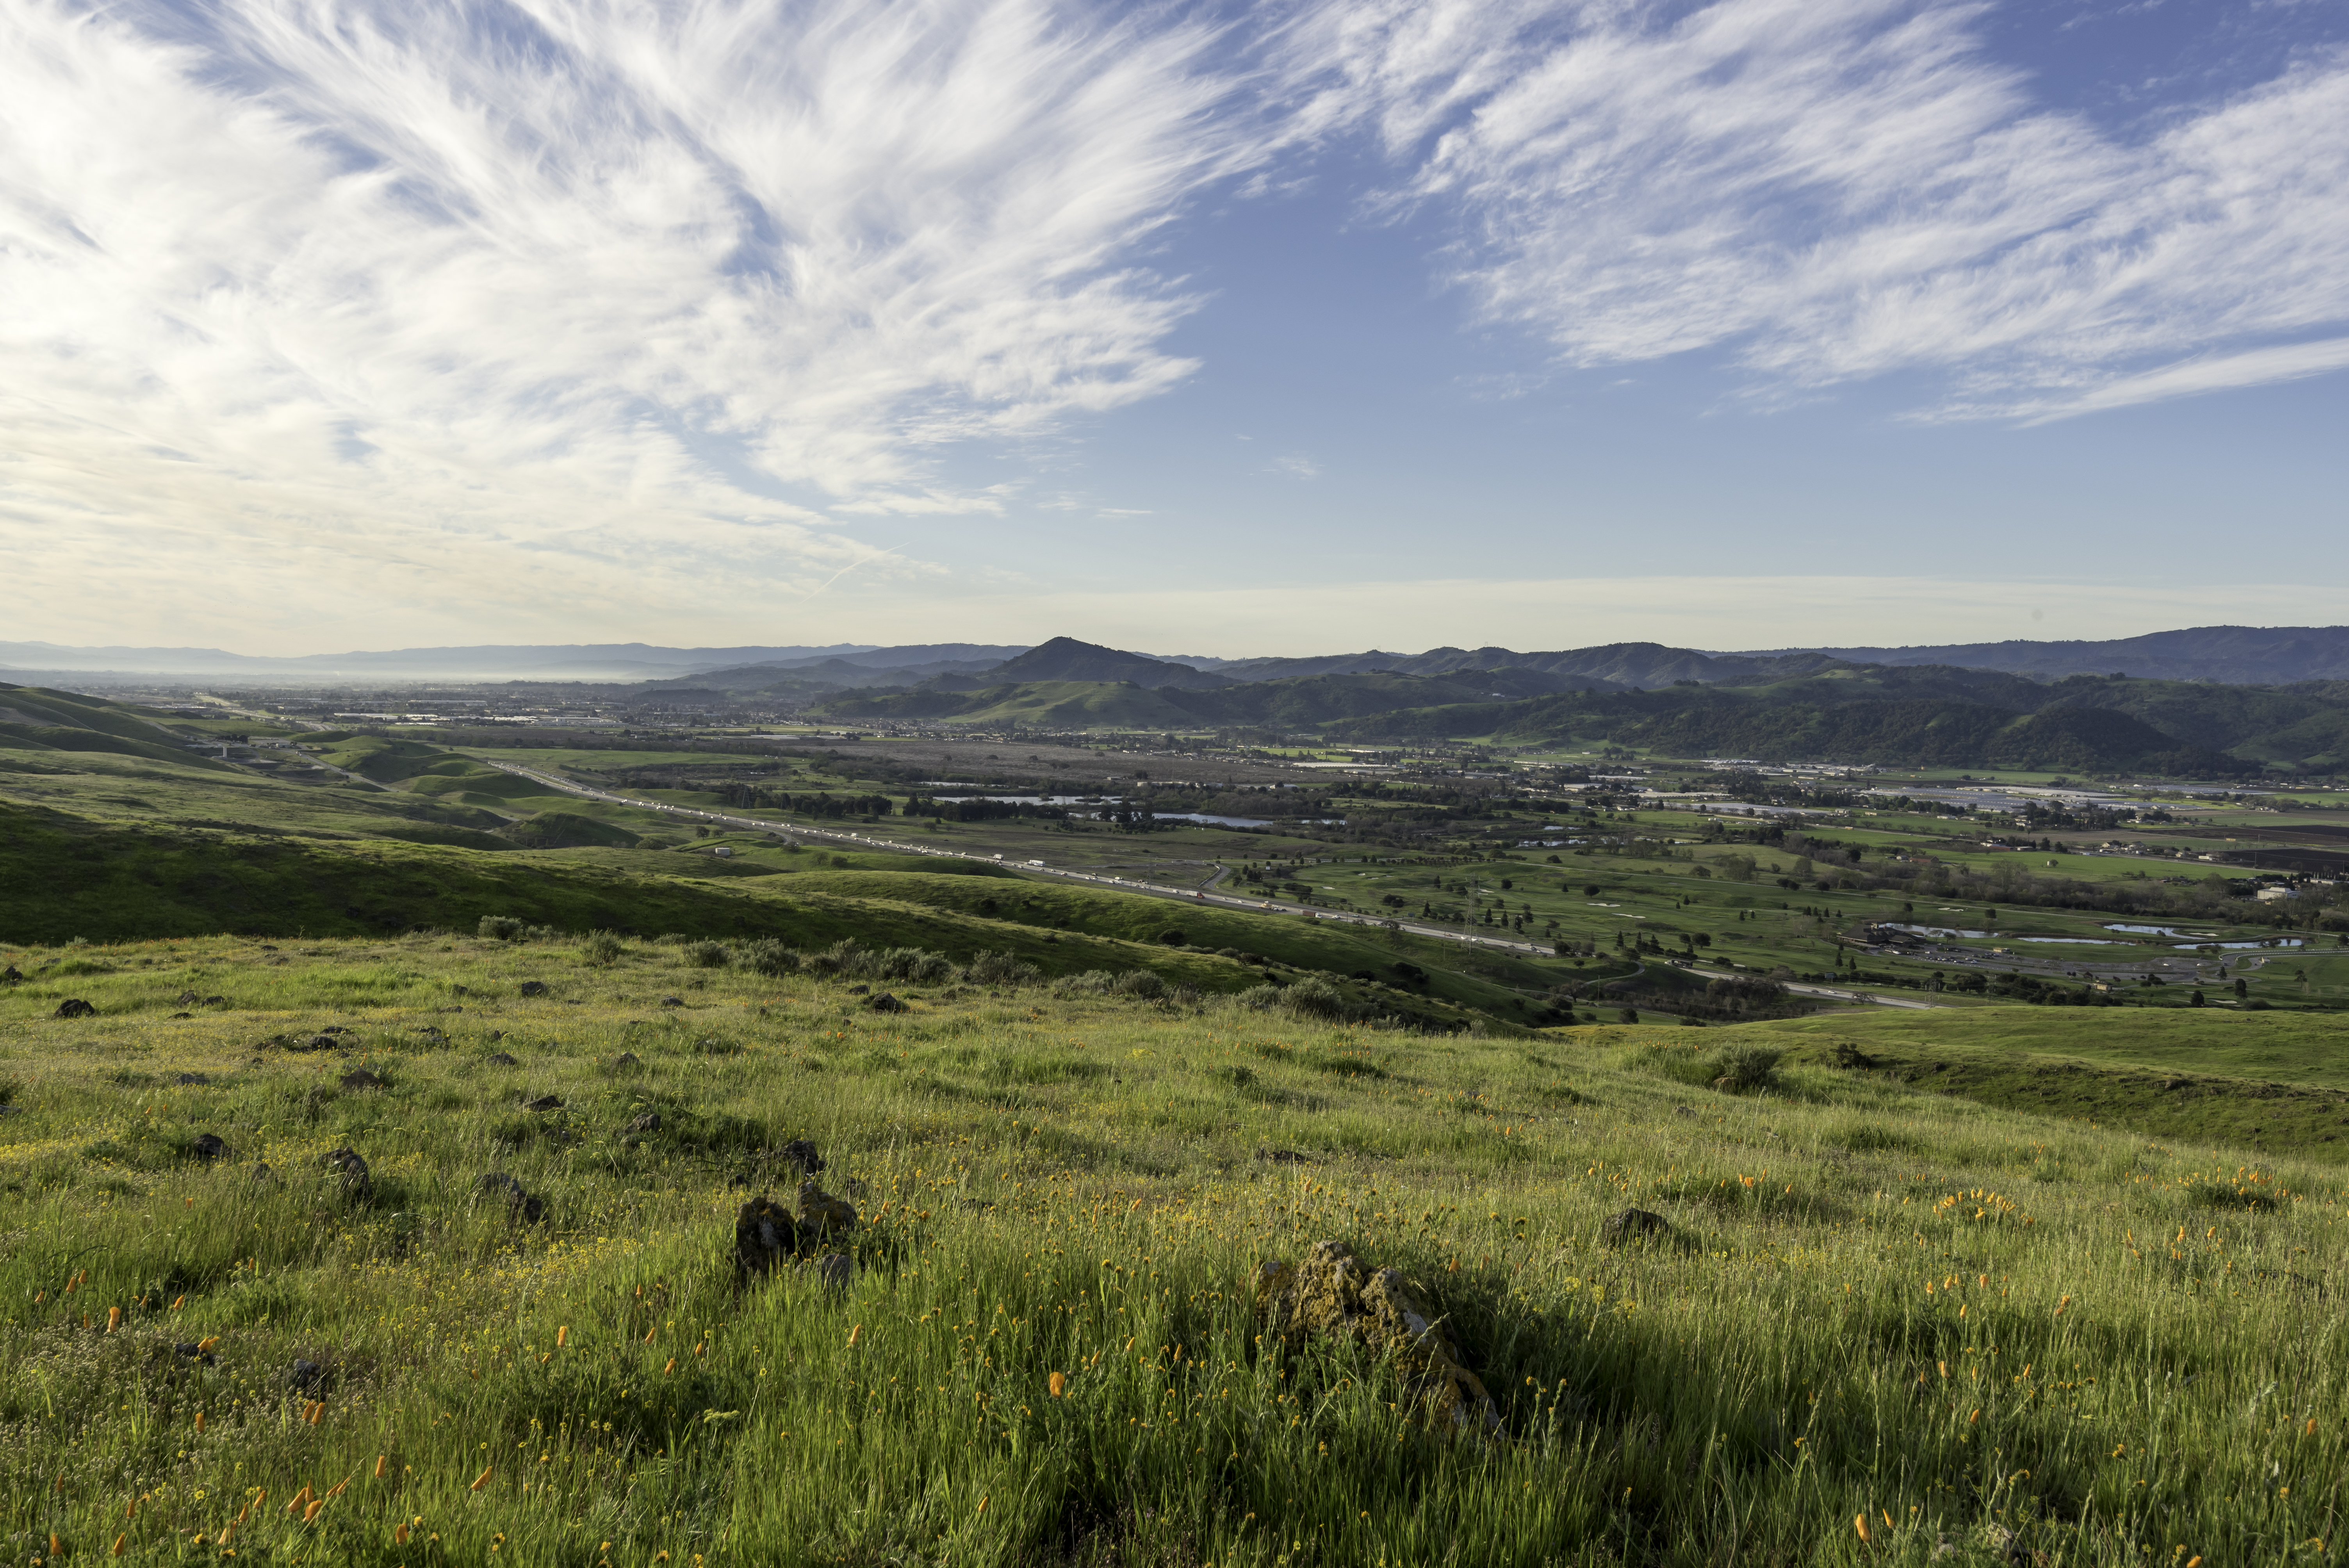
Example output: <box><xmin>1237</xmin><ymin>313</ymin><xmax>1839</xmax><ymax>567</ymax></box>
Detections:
<box><xmin>0</xmin><ymin>0</ymin><xmax>1264</xmax><ymax>638</ymax></box>
<box><xmin>1281</xmin><ymin>0</ymin><xmax>2349</xmax><ymax>419</ymax></box>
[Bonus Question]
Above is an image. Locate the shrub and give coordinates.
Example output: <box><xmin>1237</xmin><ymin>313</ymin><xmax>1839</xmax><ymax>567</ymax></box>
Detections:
<box><xmin>1111</xmin><ymin>970</ymin><xmax>1166</xmax><ymax>1001</ymax></box>
<box><xmin>478</xmin><ymin>916</ymin><xmax>525</xmax><ymax>941</ymax></box>
<box><xmin>579</xmin><ymin>930</ymin><xmax>626</xmax><ymax>967</ymax></box>
<box><xmin>1283</xmin><ymin>977</ymin><xmax>1349</xmax><ymax>1021</ymax></box>
<box><xmin>869</xmin><ymin>943</ymin><xmax>949</xmax><ymax>981</ymax></box>
<box><xmin>964</xmin><ymin>950</ymin><xmax>1042</xmax><ymax>988</ymax></box>
<box><xmin>1709</xmin><ymin>1046</ymin><xmax>1785</xmax><ymax>1093</ymax></box>
<box><xmin>737</xmin><ymin>939</ymin><xmax>798</xmax><ymax>977</ymax></box>
<box><xmin>684</xmin><ymin>940</ymin><xmax>731</xmax><ymax>969</ymax></box>
<box><xmin>1158</xmin><ymin>929</ymin><xmax>1188</xmax><ymax>946</ymax></box>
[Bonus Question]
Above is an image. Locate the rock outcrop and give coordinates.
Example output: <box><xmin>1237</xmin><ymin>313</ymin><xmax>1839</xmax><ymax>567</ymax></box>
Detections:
<box><xmin>1254</xmin><ymin>1240</ymin><xmax>1502</xmax><ymax>1438</ymax></box>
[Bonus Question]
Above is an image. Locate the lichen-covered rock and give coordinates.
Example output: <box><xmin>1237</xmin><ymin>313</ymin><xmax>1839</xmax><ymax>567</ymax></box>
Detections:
<box><xmin>795</xmin><ymin>1179</ymin><xmax>859</xmax><ymax>1240</ymax></box>
<box><xmin>1255</xmin><ymin>1240</ymin><xmax>1502</xmax><ymax>1439</ymax></box>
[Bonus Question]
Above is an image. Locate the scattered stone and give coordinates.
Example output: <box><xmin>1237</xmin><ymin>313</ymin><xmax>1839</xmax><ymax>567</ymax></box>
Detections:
<box><xmin>845</xmin><ymin>984</ymin><xmax>870</xmax><ymax>996</ymax></box>
<box><xmin>415</xmin><ymin>1027</ymin><xmax>448</xmax><ymax>1042</ymax></box>
<box><xmin>203</xmin><ymin>995</ymin><xmax>226</xmax><ymax>1006</ymax></box>
<box><xmin>0</xmin><ymin>964</ymin><xmax>20</xmax><ymax>984</ymax></box>
<box><xmin>52</xmin><ymin>998</ymin><xmax>96</xmax><ymax>1019</ymax></box>
<box><xmin>451</xmin><ymin>985</ymin><xmax>470</xmax><ymax>996</ymax></box>
<box><xmin>1256</xmin><ymin>1147</ymin><xmax>1311</xmax><ymax>1164</ymax></box>
<box><xmin>519</xmin><ymin>980</ymin><xmax>550</xmax><ymax>997</ymax></box>
<box><xmin>175</xmin><ymin>1341</ymin><xmax>218</xmax><ymax>1366</ymax></box>
<box><xmin>189</xmin><ymin>1132</ymin><xmax>231</xmax><ymax>1162</ymax></box>
<box><xmin>1254</xmin><ymin>1241</ymin><xmax>1502</xmax><ymax>1438</ymax></box>
<box><xmin>795</xmin><ymin>1178</ymin><xmax>859</xmax><ymax>1240</ymax></box>
<box><xmin>339</xmin><ymin>1069</ymin><xmax>386</xmax><ymax>1092</ymax></box>
<box><xmin>486</xmin><ymin>1052</ymin><xmax>519</xmax><ymax>1067</ymax></box>
<box><xmin>521</xmin><ymin>1094</ymin><xmax>563</xmax><ymax>1112</ymax></box>
<box><xmin>175</xmin><ymin>989</ymin><xmax>199</xmax><ymax>1005</ymax></box>
<box><xmin>476</xmin><ymin>1172</ymin><xmax>546</xmax><ymax>1224</ymax></box>
<box><xmin>801</xmin><ymin>1252</ymin><xmax>855</xmax><ymax>1292</ymax></box>
<box><xmin>1601</xmin><ymin>1208</ymin><xmax>1669</xmax><ymax>1247</ymax></box>
<box><xmin>169</xmin><ymin>1012</ymin><xmax>192</xmax><ymax>1019</ymax></box>
<box><xmin>775</xmin><ymin>1138</ymin><xmax>825</xmax><ymax>1176</ymax></box>
<box><xmin>613</xmin><ymin>1052</ymin><xmax>642</xmax><ymax>1070</ymax></box>
<box><xmin>865</xmin><ymin>992</ymin><xmax>909</xmax><ymax>1013</ymax></box>
<box><xmin>659</xmin><ymin>996</ymin><xmax>684</xmax><ymax>1008</ymax></box>
<box><xmin>436</xmin><ymin>1006</ymin><xmax>463</xmax><ymax>1015</ymax></box>
<box><xmin>175</xmin><ymin>1072</ymin><xmax>211</xmax><ymax>1086</ymax></box>
<box><xmin>2164</xmin><ymin>1078</ymin><xmax>2191</xmax><ymax>1091</ymax></box>
<box><xmin>288</xmin><ymin>1359</ymin><xmax>323</xmax><ymax>1392</ymax></box>
<box><xmin>624</xmin><ymin>1111</ymin><xmax>663</xmax><ymax>1135</ymax></box>
<box><xmin>318</xmin><ymin>1026</ymin><xmax>350</xmax><ymax>1036</ymax></box>
<box><xmin>734</xmin><ymin>1194</ymin><xmax>801</xmax><ymax>1276</ymax></box>
<box><xmin>321</xmin><ymin>1147</ymin><xmax>371</xmax><ymax>1200</ymax></box>
<box><xmin>1672</xmin><ymin>1105</ymin><xmax>1696</xmax><ymax>1119</ymax></box>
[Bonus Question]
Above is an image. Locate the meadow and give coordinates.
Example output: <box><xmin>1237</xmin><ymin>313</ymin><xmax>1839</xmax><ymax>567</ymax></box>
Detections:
<box><xmin>1</xmin><ymin>933</ymin><xmax>2340</xmax><ymax>1566</ymax></box>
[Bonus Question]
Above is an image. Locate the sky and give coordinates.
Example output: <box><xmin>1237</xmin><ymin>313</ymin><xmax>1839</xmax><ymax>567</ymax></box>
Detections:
<box><xmin>2</xmin><ymin>0</ymin><xmax>2345</xmax><ymax>659</ymax></box>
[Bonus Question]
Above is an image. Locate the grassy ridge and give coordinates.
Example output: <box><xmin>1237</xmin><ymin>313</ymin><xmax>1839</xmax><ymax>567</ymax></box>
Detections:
<box><xmin>0</xmin><ymin>937</ymin><xmax>2341</xmax><ymax>1566</ymax></box>
<box><xmin>0</xmin><ymin>805</ymin><xmax>1249</xmax><ymax>994</ymax></box>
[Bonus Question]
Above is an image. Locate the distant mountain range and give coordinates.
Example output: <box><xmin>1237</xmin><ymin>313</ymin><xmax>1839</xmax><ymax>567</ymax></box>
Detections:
<box><xmin>9</xmin><ymin>623</ymin><xmax>2349</xmax><ymax>690</ymax></box>
<box><xmin>1750</xmin><ymin>625</ymin><xmax>2349</xmax><ymax>684</ymax></box>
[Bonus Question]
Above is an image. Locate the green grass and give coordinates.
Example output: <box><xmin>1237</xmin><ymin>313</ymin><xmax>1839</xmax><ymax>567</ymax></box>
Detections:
<box><xmin>0</xmin><ymin>936</ymin><xmax>2342</xmax><ymax>1566</ymax></box>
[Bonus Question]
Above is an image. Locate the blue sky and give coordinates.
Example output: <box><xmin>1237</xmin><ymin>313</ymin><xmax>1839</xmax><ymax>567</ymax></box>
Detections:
<box><xmin>2</xmin><ymin>0</ymin><xmax>2344</xmax><ymax>657</ymax></box>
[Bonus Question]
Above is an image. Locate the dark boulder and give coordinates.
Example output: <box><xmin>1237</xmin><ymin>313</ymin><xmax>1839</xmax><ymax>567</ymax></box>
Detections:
<box><xmin>519</xmin><ymin>980</ymin><xmax>550</xmax><ymax>997</ymax></box>
<box><xmin>321</xmin><ymin>1147</ymin><xmax>371</xmax><ymax>1200</ymax></box>
<box><xmin>1601</xmin><ymin>1207</ymin><xmax>1669</xmax><ymax>1247</ymax></box>
<box><xmin>339</xmin><ymin>1069</ymin><xmax>386</xmax><ymax>1092</ymax></box>
<box><xmin>734</xmin><ymin>1195</ymin><xmax>803</xmax><ymax>1276</ymax></box>
<box><xmin>52</xmin><ymin>998</ymin><xmax>96</xmax><ymax>1019</ymax></box>
<box><xmin>476</xmin><ymin>1172</ymin><xmax>546</xmax><ymax>1224</ymax></box>
<box><xmin>866</xmin><ymin>992</ymin><xmax>909</xmax><ymax>1013</ymax></box>
<box><xmin>521</xmin><ymin>1094</ymin><xmax>563</xmax><ymax>1112</ymax></box>
<box><xmin>189</xmin><ymin>1132</ymin><xmax>231</xmax><ymax>1162</ymax></box>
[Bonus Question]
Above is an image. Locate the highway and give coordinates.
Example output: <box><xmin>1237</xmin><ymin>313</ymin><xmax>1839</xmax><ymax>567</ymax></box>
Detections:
<box><xmin>475</xmin><ymin>759</ymin><xmax>1941</xmax><ymax>1011</ymax></box>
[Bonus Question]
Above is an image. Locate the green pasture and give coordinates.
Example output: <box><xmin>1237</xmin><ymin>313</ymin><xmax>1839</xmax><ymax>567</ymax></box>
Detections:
<box><xmin>1</xmin><ymin>937</ymin><xmax>2342</xmax><ymax>1566</ymax></box>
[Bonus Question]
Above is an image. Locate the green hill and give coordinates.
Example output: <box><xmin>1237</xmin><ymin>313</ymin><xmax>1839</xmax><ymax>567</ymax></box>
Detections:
<box><xmin>0</xmin><ymin>684</ymin><xmax>239</xmax><ymax>771</ymax></box>
<box><xmin>2</xmin><ymin>937</ymin><xmax>2338</xmax><ymax>1566</ymax></box>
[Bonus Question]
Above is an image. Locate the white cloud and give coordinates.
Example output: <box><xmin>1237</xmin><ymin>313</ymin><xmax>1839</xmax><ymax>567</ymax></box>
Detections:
<box><xmin>1282</xmin><ymin>0</ymin><xmax>2349</xmax><ymax>417</ymax></box>
<box><xmin>1270</xmin><ymin>451</ymin><xmax>1322</xmax><ymax>478</ymax></box>
<box><xmin>0</xmin><ymin>0</ymin><xmax>1263</xmax><ymax>640</ymax></box>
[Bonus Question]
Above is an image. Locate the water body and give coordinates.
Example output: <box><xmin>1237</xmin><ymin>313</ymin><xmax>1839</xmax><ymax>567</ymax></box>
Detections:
<box><xmin>2104</xmin><ymin>923</ymin><xmax>2217</xmax><ymax>938</ymax></box>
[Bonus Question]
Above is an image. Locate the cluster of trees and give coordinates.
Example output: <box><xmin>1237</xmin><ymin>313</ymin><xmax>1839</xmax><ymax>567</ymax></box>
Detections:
<box><xmin>708</xmin><ymin>781</ymin><xmax>896</xmax><ymax>818</ymax></box>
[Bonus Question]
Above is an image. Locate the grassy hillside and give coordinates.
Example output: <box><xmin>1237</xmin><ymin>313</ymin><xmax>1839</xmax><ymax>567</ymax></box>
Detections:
<box><xmin>0</xmin><ymin>937</ymin><xmax>2338</xmax><ymax>1566</ymax></box>
<box><xmin>1745</xmin><ymin>1009</ymin><xmax>2349</xmax><ymax>1161</ymax></box>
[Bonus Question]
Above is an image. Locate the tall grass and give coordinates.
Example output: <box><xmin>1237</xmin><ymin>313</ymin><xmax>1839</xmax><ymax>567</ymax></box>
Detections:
<box><xmin>0</xmin><ymin>934</ymin><xmax>2341</xmax><ymax>1564</ymax></box>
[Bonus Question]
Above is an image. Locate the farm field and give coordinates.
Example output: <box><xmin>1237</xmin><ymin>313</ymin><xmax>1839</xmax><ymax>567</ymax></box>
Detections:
<box><xmin>1</xmin><ymin>934</ymin><xmax>2341</xmax><ymax>1566</ymax></box>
